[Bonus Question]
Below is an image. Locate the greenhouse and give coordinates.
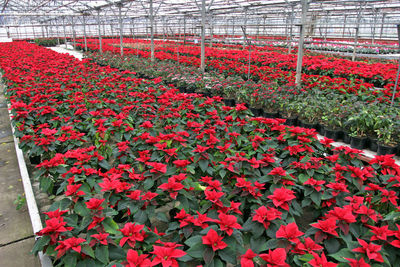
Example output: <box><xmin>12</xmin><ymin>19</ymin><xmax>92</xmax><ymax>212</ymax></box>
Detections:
<box><xmin>0</xmin><ymin>0</ymin><xmax>400</xmax><ymax>266</ymax></box>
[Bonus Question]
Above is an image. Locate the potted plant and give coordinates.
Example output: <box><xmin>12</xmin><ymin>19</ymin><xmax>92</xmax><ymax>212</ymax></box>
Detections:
<box><xmin>375</xmin><ymin>113</ymin><xmax>399</xmax><ymax>155</ymax></box>
<box><xmin>223</xmin><ymin>84</ymin><xmax>237</xmax><ymax>107</ymax></box>
<box><xmin>344</xmin><ymin>107</ymin><xmax>376</xmax><ymax>150</ymax></box>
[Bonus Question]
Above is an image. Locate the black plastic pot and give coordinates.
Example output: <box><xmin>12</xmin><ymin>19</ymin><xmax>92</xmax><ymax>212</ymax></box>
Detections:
<box><xmin>342</xmin><ymin>131</ymin><xmax>351</xmax><ymax>144</ymax></box>
<box><xmin>223</xmin><ymin>98</ymin><xmax>236</xmax><ymax>107</ymax></box>
<box><xmin>282</xmin><ymin>116</ymin><xmax>298</xmax><ymax>127</ymax></box>
<box><xmin>350</xmin><ymin>136</ymin><xmax>369</xmax><ymax>150</ymax></box>
<box><xmin>377</xmin><ymin>143</ymin><xmax>398</xmax><ymax>155</ymax></box>
<box><xmin>299</xmin><ymin>120</ymin><xmax>318</xmax><ymax>130</ymax></box>
<box><xmin>249</xmin><ymin>107</ymin><xmax>263</xmax><ymax>117</ymax></box>
<box><xmin>202</xmin><ymin>92</ymin><xmax>212</xmax><ymax>98</ymax></box>
<box><xmin>263</xmin><ymin>111</ymin><xmax>279</xmax><ymax>119</ymax></box>
<box><xmin>323</xmin><ymin>128</ymin><xmax>343</xmax><ymax>142</ymax></box>
<box><xmin>29</xmin><ymin>155</ymin><xmax>41</xmax><ymax>165</ymax></box>
<box><xmin>369</xmin><ymin>138</ymin><xmax>378</xmax><ymax>152</ymax></box>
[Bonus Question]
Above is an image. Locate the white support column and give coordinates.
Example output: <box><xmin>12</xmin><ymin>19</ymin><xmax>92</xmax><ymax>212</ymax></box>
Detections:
<box><xmin>200</xmin><ymin>0</ymin><xmax>206</xmax><ymax>73</ymax></box>
<box><xmin>41</xmin><ymin>24</ymin><xmax>45</xmax><ymax>38</ymax></box>
<box><xmin>263</xmin><ymin>16</ymin><xmax>266</xmax><ymax>35</ymax></box>
<box><xmin>295</xmin><ymin>0</ymin><xmax>309</xmax><ymax>87</ymax></box>
<box><xmin>82</xmin><ymin>15</ymin><xmax>88</xmax><ymax>52</ymax></box>
<box><xmin>288</xmin><ymin>5</ymin><xmax>294</xmax><ymax>54</ymax></box>
<box><xmin>150</xmin><ymin>0</ymin><xmax>155</xmax><ymax>62</ymax></box>
<box><xmin>32</xmin><ymin>25</ymin><xmax>36</xmax><ymax>39</ymax></box>
<box><xmin>209</xmin><ymin>13</ymin><xmax>213</xmax><ymax>47</ymax></box>
<box><xmin>97</xmin><ymin>9</ymin><xmax>102</xmax><ymax>54</ymax></box>
<box><xmin>379</xmin><ymin>13</ymin><xmax>386</xmax><ymax>39</ymax></box>
<box><xmin>62</xmin><ymin>17</ymin><xmax>67</xmax><ymax>48</ymax></box>
<box><xmin>71</xmin><ymin>16</ymin><xmax>76</xmax><ymax>49</ymax></box>
<box><xmin>118</xmin><ymin>3</ymin><xmax>124</xmax><ymax>56</ymax></box>
<box><xmin>232</xmin><ymin>18</ymin><xmax>235</xmax><ymax>36</ymax></box>
<box><xmin>242</xmin><ymin>7</ymin><xmax>248</xmax><ymax>48</ymax></box>
<box><xmin>352</xmin><ymin>3</ymin><xmax>364</xmax><ymax>62</ymax></box>
<box><xmin>371</xmin><ymin>10</ymin><xmax>378</xmax><ymax>44</ymax></box>
<box><xmin>183</xmin><ymin>14</ymin><xmax>187</xmax><ymax>45</ymax></box>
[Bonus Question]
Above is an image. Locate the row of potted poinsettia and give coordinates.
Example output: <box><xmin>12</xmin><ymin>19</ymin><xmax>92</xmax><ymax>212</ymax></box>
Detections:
<box><xmin>305</xmin><ymin>44</ymin><xmax>400</xmax><ymax>55</ymax></box>
<box><xmin>127</xmin><ymin>38</ymin><xmax>398</xmax><ymax>89</ymax></box>
<box><xmin>3</xmin><ymin>41</ymin><xmax>400</xmax><ymax>266</ymax></box>
<box><xmin>84</xmin><ymin>50</ymin><xmax>400</xmax><ymax>155</ymax></box>
<box><xmin>75</xmin><ymin>38</ymin><xmax>396</xmax><ymax>91</ymax></box>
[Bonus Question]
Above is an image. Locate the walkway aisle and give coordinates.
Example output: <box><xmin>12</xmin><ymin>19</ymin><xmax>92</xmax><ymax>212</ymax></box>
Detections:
<box><xmin>0</xmin><ymin>90</ymin><xmax>40</xmax><ymax>266</ymax></box>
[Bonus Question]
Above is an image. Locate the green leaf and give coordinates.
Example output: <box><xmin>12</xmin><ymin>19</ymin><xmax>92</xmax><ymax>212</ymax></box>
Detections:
<box><xmin>219</xmin><ymin>169</ymin><xmax>227</xmax><ymax>179</ymax></box>
<box><xmin>143</xmin><ymin>179</ymin><xmax>154</xmax><ymax>190</ymax></box>
<box><xmin>186</xmin><ymin>242</ymin><xmax>206</xmax><ymax>259</ymax></box>
<box><xmin>211</xmin><ymin>258</ymin><xmax>224</xmax><ymax>267</ymax></box>
<box><xmin>298</xmin><ymin>253</ymin><xmax>314</xmax><ymax>262</ymax></box>
<box><xmin>232</xmin><ymin>229</ymin><xmax>244</xmax><ymax>246</ymax></box>
<box><xmin>203</xmin><ymin>246</ymin><xmax>214</xmax><ymax>265</ymax></box>
<box><xmin>108</xmin><ymin>245</ymin><xmax>126</xmax><ymax>261</ymax></box>
<box><xmin>102</xmin><ymin>217</ymin><xmax>119</xmax><ymax>235</ymax></box>
<box><xmin>298</xmin><ymin>173</ymin><xmax>309</xmax><ymax>184</ymax></box>
<box><xmin>99</xmin><ymin>160</ymin><xmax>111</xmax><ymax>170</ymax></box>
<box><xmin>329</xmin><ymin>248</ymin><xmax>354</xmax><ymax>263</ymax></box>
<box><xmin>82</xmin><ymin>245</ymin><xmax>95</xmax><ymax>258</ymax></box>
<box><xmin>199</xmin><ymin>159</ymin><xmax>209</xmax><ymax>172</ymax></box>
<box><xmin>95</xmin><ymin>245</ymin><xmax>109</xmax><ymax>264</ymax></box>
<box><xmin>134</xmin><ymin>209</ymin><xmax>148</xmax><ymax>224</ymax></box>
<box><xmin>156</xmin><ymin>212</ymin><xmax>169</xmax><ymax>223</ymax></box>
<box><xmin>310</xmin><ymin>191</ymin><xmax>321</xmax><ymax>206</ymax></box>
<box><xmin>63</xmin><ymin>254</ymin><xmax>77</xmax><ymax>267</ymax></box>
<box><xmin>250</xmin><ymin>236</ymin><xmax>270</xmax><ymax>253</ymax></box>
<box><xmin>74</xmin><ymin>201</ymin><xmax>89</xmax><ymax>217</ymax></box>
<box><xmin>325</xmin><ymin>238</ymin><xmax>341</xmax><ymax>254</ymax></box>
<box><xmin>218</xmin><ymin>246</ymin><xmax>236</xmax><ymax>264</ymax></box>
<box><xmin>39</xmin><ymin>176</ymin><xmax>53</xmax><ymax>193</ymax></box>
<box><xmin>185</xmin><ymin>235</ymin><xmax>202</xmax><ymax>247</ymax></box>
<box><xmin>32</xmin><ymin>235</ymin><xmax>51</xmax><ymax>255</ymax></box>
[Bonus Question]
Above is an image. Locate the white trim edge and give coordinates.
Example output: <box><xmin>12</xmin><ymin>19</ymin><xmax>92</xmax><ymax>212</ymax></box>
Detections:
<box><xmin>7</xmin><ymin>105</ymin><xmax>53</xmax><ymax>267</ymax></box>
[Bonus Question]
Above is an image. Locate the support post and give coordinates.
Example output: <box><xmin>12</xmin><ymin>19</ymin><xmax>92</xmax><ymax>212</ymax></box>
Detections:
<box><xmin>352</xmin><ymin>3</ymin><xmax>364</xmax><ymax>61</ymax></box>
<box><xmin>200</xmin><ymin>0</ymin><xmax>206</xmax><ymax>73</ymax></box>
<box><xmin>243</xmin><ymin>7</ymin><xmax>248</xmax><ymax>48</ymax></box>
<box><xmin>379</xmin><ymin>13</ymin><xmax>386</xmax><ymax>39</ymax></box>
<box><xmin>288</xmin><ymin>5</ymin><xmax>294</xmax><ymax>54</ymax></box>
<box><xmin>183</xmin><ymin>14</ymin><xmax>187</xmax><ymax>45</ymax></box>
<box><xmin>324</xmin><ymin>12</ymin><xmax>329</xmax><ymax>42</ymax></box>
<box><xmin>150</xmin><ymin>0</ymin><xmax>155</xmax><ymax>62</ymax></box>
<box><xmin>390</xmin><ymin>24</ymin><xmax>400</xmax><ymax>107</ymax></box>
<box><xmin>263</xmin><ymin>16</ymin><xmax>266</xmax><ymax>35</ymax></box>
<box><xmin>371</xmin><ymin>9</ymin><xmax>378</xmax><ymax>44</ymax></box>
<box><xmin>97</xmin><ymin>9</ymin><xmax>102</xmax><ymax>54</ymax></box>
<box><xmin>82</xmin><ymin>15</ymin><xmax>88</xmax><ymax>52</ymax></box>
<box><xmin>56</xmin><ymin>23</ymin><xmax>60</xmax><ymax>45</ymax></box>
<box><xmin>232</xmin><ymin>18</ymin><xmax>235</xmax><ymax>36</ymax></box>
<box><xmin>118</xmin><ymin>3</ymin><xmax>124</xmax><ymax>56</ymax></box>
<box><xmin>6</xmin><ymin>26</ymin><xmax>10</xmax><ymax>38</ymax></box>
<box><xmin>295</xmin><ymin>0</ymin><xmax>309</xmax><ymax>88</ymax></box>
<box><xmin>72</xmin><ymin>17</ymin><xmax>76</xmax><ymax>49</ymax></box>
<box><xmin>209</xmin><ymin>13</ymin><xmax>213</xmax><ymax>47</ymax></box>
<box><xmin>62</xmin><ymin>17</ymin><xmax>67</xmax><ymax>48</ymax></box>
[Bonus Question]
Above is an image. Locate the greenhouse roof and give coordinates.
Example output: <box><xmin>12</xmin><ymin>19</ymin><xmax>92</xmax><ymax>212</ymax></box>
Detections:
<box><xmin>0</xmin><ymin>0</ymin><xmax>399</xmax><ymax>20</ymax></box>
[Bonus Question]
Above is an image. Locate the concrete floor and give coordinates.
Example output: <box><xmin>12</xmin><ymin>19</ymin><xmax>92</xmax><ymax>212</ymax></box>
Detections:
<box><xmin>48</xmin><ymin>44</ymin><xmax>83</xmax><ymax>60</ymax></box>
<box><xmin>0</xmin><ymin>92</ymin><xmax>41</xmax><ymax>266</ymax></box>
